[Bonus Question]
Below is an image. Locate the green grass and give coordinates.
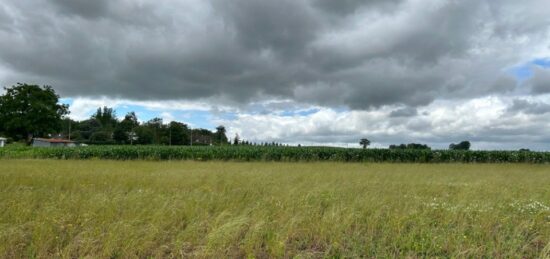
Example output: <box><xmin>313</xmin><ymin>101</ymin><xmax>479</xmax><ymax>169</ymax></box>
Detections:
<box><xmin>1</xmin><ymin>160</ymin><xmax>549</xmax><ymax>258</ymax></box>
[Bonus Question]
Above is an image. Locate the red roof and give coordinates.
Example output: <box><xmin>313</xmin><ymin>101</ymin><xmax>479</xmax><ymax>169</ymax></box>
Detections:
<box><xmin>33</xmin><ymin>138</ymin><xmax>75</xmax><ymax>143</ymax></box>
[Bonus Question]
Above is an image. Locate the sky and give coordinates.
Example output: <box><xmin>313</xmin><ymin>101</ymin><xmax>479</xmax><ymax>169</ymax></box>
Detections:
<box><xmin>1</xmin><ymin>0</ymin><xmax>550</xmax><ymax>150</ymax></box>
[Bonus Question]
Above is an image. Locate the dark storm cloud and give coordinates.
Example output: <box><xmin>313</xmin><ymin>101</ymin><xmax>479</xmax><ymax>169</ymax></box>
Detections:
<box><xmin>0</xmin><ymin>0</ymin><xmax>549</xmax><ymax>109</ymax></box>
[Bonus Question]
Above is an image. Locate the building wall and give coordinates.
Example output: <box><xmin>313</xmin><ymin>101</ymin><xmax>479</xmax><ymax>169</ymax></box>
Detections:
<box><xmin>32</xmin><ymin>140</ymin><xmax>52</xmax><ymax>147</ymax></box>
<box><xmin>0</xmin><ymin>139</ymin><xmax>5</xmax><ymax>147</ymax></box>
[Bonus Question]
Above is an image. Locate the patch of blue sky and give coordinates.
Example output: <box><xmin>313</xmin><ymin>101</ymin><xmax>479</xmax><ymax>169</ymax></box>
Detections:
<box><xmin>59</xmin><ymin>97</ymin><xmax>73</xmax><ymax>106</ymax></box>
<box><xmin>280</xmin><ymin>108</ymin><xmax>320</xmax><ymax>117</ymax></box>
<box><xmin>509</xmin><ymin>57</ymin><xmax>550</xmax><ymax>81</ymax></box>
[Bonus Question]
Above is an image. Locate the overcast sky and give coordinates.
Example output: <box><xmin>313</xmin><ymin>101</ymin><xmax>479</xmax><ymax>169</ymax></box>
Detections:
<box><xmin>1</xmin><ymin>0</ymin><xmax>550</xmax><ymax>149</ymax></box>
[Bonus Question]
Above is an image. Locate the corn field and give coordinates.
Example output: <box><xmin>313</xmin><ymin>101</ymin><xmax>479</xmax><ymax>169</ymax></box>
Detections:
<box><xmin>1</xmin><ymin>146</ymin><xmax>550</xmax><ymax>163</ymax></box>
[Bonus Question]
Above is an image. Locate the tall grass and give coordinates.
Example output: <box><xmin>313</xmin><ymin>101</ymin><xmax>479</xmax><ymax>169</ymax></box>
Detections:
<box><xmin>1</xmin><ymin>145</ymin><xmax>550</xmax><ymax>163</ymax></box>
<box><xmin>1</xmin><ymin>160</ymin><xmax>549</xmax><ymax>257</ymax></box>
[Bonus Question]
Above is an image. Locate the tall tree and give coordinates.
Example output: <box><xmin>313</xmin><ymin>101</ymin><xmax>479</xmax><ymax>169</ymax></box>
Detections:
<box><xmin>92</xmin><ymin>106</ymin><xmax>117</xmax><ymax>129</ymax></box>
<box><xmin>114</xmin><ymin>112</ymin><xmax>140</xmax><ymax>144</ymax></box>
<box><xmin>0</xmin><ymin>83</ymin><xmax>69</xmax><ymax>143</ymax></box>
<box><xmin>214</xmin><ymin>125</ymin><xmax>228</xmax><ymax>145</ymax></box>
<box><xmin>233</xmin><ymin>133</ymin><xmax>240</xmax><ymax>145</ymax></box>
<box><xmin>359</xmin><ymin>138</ymin><xmax>371</xmax><ymax>149</ymax></box>
<box><xmin>167</xmin><ymin>121</ymin><xmax>189</xmax><ymax>145</ymax></box>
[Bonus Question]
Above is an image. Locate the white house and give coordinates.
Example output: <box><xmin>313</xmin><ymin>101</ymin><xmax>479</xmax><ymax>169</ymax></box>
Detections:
<box><xmin>0</xmin><ymin>137</ymin><xmax>6</xmax><ymax>147</ymax></box>
<box><xmin>32</xmin><ymin>138</ymin><xmax>76</xmax><ymax>147</ymax></box>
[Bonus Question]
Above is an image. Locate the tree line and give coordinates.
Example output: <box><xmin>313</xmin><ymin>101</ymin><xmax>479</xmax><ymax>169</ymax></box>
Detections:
<box><xmin>1</xmin><ymin>83</ymin><xmax>473</xmax><ymax>149</ymax></box>
<box><xmin>0</xmin><ymin>83</ymin><xmax>230</xmax><ymax>145</ymax></box>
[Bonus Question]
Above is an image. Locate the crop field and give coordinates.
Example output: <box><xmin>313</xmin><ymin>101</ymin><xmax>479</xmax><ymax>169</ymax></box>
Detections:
<box><xmin>0</xmin><ymin>160</ymin><xmax>549</xmax><ymax>258</ymax></box>
<box><xmin>2</xmin><ymin>145</ymin><xmax>550</xmax><ymax>163</ymax></box>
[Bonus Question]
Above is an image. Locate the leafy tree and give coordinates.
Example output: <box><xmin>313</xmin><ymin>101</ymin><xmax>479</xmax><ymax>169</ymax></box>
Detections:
<box><xmin>114</xmin><ymin>112</ymin><xmax>140</xmax><ymax>144</ymax></box>
<box><xmin>145</xmin><ymin>117</ymin><xmax>164</xmax><ymax>144</ymax></box>
<box><xmin>167</xmin><ymin>121</ymin><xmax>189</xmax><ymax>145</ymax></box>
<box><xmin>389</xmin><ymin>143</ymin><xmax>431</xmax><ymax>150</ymax></box>
<box><xmin>0</xmin><ymin>83</ymin><xmax>69</xmax><ymax>143</ymax></box>
<box><xmin>113</xmin><ymin>127</ymin><xmax>128</xmax><ymax>144</ymax></box>
<box><xmin>359</xmin><ymin>138</ymin><xmax>371</xmax><ymax>149</ymax></box>
<box><xmin>135</xmin><ymin>127</ymin><xmax>154</xmax><ymax>145</ymax></box>
<box><xmin>89</xmin><ymin>131</ymin><xmax>112</xmax><ymax>143</ymax></box>
<box><xmin>119</xmin><ymin>112</ymin><xmax>139</xmax><ymax>131</ymax></box>
<box><xmin>214</xmin><ymin>125</ymin><xmax>228</xmax><ymax>145</ymax></box>
<box><xmin>92</xmin><ymin>106</ymin><xmax>117</xmax><ymax>129</ymax></box>
<box><xmin>449</xmin><ymin>141</ymin><xmax>471</xmax><ymax>150</ymax></box>
<box><xmin>233</xmin><ymin>133</ymin><xmax>240</xmax><ymax>145</ymax></box>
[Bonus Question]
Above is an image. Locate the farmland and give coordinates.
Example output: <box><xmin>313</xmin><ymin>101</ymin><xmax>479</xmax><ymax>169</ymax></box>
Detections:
<box><xmin>2</xmin><ymin>145</ymin><xmax>550</xmax><ymax>163</ymax></box>
<box><xmin>1</xmin><ymin>160</ymin><xmax>549</xmax><ymax>258</ymax></box>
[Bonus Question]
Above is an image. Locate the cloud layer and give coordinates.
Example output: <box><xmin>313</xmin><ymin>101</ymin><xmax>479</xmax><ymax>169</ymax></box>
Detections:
<box><xmin>1</xmin><ymin>0</ymin><xmax>549</xmax><ymax>108</ymax></box>
<box><xmin>1</xmin><ymin>0</ymin><xmax>550</xmax><ymax>149</ymax></box>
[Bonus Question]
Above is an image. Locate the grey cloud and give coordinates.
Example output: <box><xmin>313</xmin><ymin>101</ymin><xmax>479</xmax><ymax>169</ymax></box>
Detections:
<box><xmin>389</xmin><ymin>107</ymin><xmax>418</xmax><ymax>117</ymax></box>
<box><xmin>0</xmin><ymin>0</ymin><xmax>548</xmax><ymax>110</ymax></box>
<box><xmin>50</xmin><ymin>0</ymin><xmax>109</xmax><ymax>19</ymax></box>
<box><xmin>507</xmin><ymin>99</ymin><xmax>550</xmax><ymax>115</ymax></box>
<box><xmin>313</xmin><ymin>0</ymin><xmax>403</xmax><ymax>16</ymax></box>
<box><xmin>529</xmin><ymin>67</ymin><xmax>550</xmax><ymax>93</ymax></box>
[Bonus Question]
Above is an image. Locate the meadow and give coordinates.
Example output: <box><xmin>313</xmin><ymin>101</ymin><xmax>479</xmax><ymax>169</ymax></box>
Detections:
<box><xmin>0</xmin><ymin>160</ymin><xmax>549</xmax><ymax>258</ymax></box>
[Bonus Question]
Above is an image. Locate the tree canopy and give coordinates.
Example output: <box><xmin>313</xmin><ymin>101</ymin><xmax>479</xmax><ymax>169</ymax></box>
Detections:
<box><xmin>449</xmin><ymin>141</ymin><xmax>471</xmax><ymax>151</ymax></box>
<box><xmin>359</xmin><ymin>138</ymin><xmax>371</xmax><ymax>149</ymax></box>
<box><xmin>0</xmin><ymin>83</ymin><xmax>68</xmax><ymax>143</ymax></box>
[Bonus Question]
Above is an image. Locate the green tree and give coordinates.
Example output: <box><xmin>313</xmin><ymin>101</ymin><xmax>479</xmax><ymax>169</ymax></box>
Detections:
<box><xmin>449</xmin><ymin>141</ymin><xmax>471</xmax><ymax>151</ymax></box>
<box><xmin>114</xmin><ymin>112</ymin><xmax>140</xmax><ymax>144</ymax></box>
<box><xmin>0</xmin><ymin>83</ymin><xmax>69</xmax><ymax>143</ymax></box>
<box><xmin>92</xmin><ymin>106</ymin><xmax>117</xmax><ymax>129</ymax></box>
<box><xmin>167</xmin><ymin>121</ymin><xmax>189</xmax><ymax>145</ymax></box>
<box><xmin>359</xmin><ymin>138</ymin><xmax>371</xmax><ymax>149</ymax></box>
<box><xmin>135</xmin><ymin>127</ymin><xmax>154</xmax><ymax>145</ymax></box>
<box><xmin>214</xmin><ymin>125</ymin><xmax>228</xmax><ymax>145</ymax></box>
<box><xmin>233</xmin><ymin>133</ymin><xmax>240</xmax><ymax>145</ymax></box>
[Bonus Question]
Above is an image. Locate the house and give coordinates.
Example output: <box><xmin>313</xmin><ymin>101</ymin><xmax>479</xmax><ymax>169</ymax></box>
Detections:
<box><xmin>32</xmin><ymin>138</ymin><xmax>76</xmax><ymax>147</ymax></box>
<box><xmin>0</xmin><ymin>137</ymin><xmax>6</xmax><ymax>147</ymax></box>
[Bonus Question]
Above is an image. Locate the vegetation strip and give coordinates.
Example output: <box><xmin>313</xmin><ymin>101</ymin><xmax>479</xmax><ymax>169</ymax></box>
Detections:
<box><xmin>1</xmin><ymin>145</ymin><xmax>550</xmax><ymax>162</ymax></box>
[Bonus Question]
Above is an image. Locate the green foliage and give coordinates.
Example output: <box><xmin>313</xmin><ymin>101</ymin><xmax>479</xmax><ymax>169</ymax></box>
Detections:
<box><xmin>360</xmin><ymin>138</ymin><xmax>371</xmax><ymax>149</ymax></box>
<box><xmin>2</xmin><ymin>145</ymin><xmax>550</xmax><ymax>163</ymax></box>
<box><xmin>0</xmin><ymin>83</ymin><xmax>69</xmax><ymax>142</ymax></box>
<box><xmin>450</xmin><ymin>141</ymin><xmax>471</xmax><ymax>150</ymax></box>
<box><xmin>390</xmin><ymin>143</ymin><xmax>431</xmax><ymax>150</ymax></box>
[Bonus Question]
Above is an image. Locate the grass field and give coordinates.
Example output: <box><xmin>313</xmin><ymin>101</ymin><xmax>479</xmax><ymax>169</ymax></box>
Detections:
<box><xmin>1</xmin><ymin>160</ymin><xmax>549</xmax><ymax>258</ymax></box>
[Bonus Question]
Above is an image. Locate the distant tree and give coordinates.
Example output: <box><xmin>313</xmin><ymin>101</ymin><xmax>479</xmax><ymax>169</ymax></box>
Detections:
<box><xmin>519</xmin><ymin>148</ymin><xmax>531</xmax><ymax>152</ymax></box>
<box><xmin>167</xmin><ymin>121</ymin><xmax>189</xmax><ymax>145</ymax></box>
<box><xmin>214</xmin><ymin>125</ymin><xmax>228</xmax><ymax>145</ymax></box>
<box><xmin>114</xmin><ymin>112</ymin><xmax>140</xmax><ymax>144</ymax></box>
<box><xmin>389</xmin><ymin>143</ymin><xmax>431</xmax><ymax>150</ymax></box>
<box><xmin>0</xmin><ymin>83</ymin><xmax>69</xmax><ymax>143</ymax></box>
<box><xmin>92</xmin><ymin>106</ymin><xmax>117</xmax><ymax>129</ymax></box>
<box><xmin>233</xmin><ymin>133</ymin><xmax>240</xmax><ymax>145</ymax></box>
<box><xmin>449</xmin><ymin>141</ymin><xmax>471</xmax><ymax>151</ymax></box>
<box><xmin>113</xmin><ymin>127</ymin><xmax>128</xmax><ymax>144</ymax></box>
<box><xmin>360</xmin><ymin>138</ymin><xmax>371</xmax><ymax>149</ymax></box>
<box><xmin>90</xmin><ymin>131</ymin><xmax>112</xmax><ymax>143</ymax></box>
<box><xmin>135</xmin><ymin>127</ymin><xmax>154</xmax><ymax>145</ymax></box>
<box><xmin>145</xmin><ymin>117</ymin><xmax>164</xmax><ymax>144</ymax></box>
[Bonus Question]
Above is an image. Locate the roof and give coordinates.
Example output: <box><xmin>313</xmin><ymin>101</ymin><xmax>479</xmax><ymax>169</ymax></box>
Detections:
<box><xmin>33</xmin><ymin>138</ymin><xmax>75</xmax><ymax>143</ymax></box>
<box><xmin>0</xmin><ymin>137</ymin><xmax>6</xmax><ymax>140</ymax></box>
